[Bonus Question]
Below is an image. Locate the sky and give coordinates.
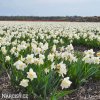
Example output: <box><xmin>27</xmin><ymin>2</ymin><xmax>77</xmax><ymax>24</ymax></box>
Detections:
<box><xmin>0</xmin><ymin>0</ymin><xmax>100</xmax><ymax>16</ymax></box>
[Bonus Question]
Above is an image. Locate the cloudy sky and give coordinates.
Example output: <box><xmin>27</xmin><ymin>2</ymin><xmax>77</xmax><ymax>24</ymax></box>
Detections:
<box><xmin>0</xmin><ymin>0</ymin><xmax>100</xmax><ymax>16</ymax></box>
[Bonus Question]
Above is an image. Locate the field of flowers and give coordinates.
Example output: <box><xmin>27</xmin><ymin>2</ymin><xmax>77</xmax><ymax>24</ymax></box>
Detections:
<box><xmin>0</xmin><ymin>21</ymin><xmax>100</xmax><ymax>100</ymax></box>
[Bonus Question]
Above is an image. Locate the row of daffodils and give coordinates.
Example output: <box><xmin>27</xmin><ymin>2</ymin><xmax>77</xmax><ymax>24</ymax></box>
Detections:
<box><xmin>0</xmin><ymin>21</ymin><xmax>100</xmax><ymax>100</ymax></box>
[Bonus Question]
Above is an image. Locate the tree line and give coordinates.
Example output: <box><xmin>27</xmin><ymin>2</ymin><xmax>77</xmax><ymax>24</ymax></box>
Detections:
<box><xmin>0</xmin><ymin>16</ymin><xmax>100</xmax><ymax>22</ymax></box>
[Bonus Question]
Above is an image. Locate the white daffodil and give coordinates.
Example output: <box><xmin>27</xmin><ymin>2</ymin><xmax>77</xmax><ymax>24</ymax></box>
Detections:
<box><xmin>56</xmin><ymin>62</ymin><xmax>67</xmax><ymax>77</ymax></box>
<box><xmin>48</xmin><ymin>53</ymin><xmax>55</xmax><ymax>62</ymax></box>
<box><xmin>25</xmin><ymin>54</ymin><xmax>34</xmax><ymax>64</ymax></box>
<box><xmin>14</xmin><ymin>60</ymin><xmax>27</xmax><ymax>71</ymax></box>
<box><xmin>44</xmin><ymin>68</ymin><xmax>49</xmax><ymax>74</ymax></box>
<box><xmin>10</xmin><ymin>47</ymin><xmax>16</xmax><ymax>54</ymax></box>
<box><xmin>52</xmin><ymin>45</ymin><xmax>56</xmax><ymax>53</ymax></box>
<box><xmin>20</xmin><ymin>79</ymin><xmax>29</xmax><ymax>87</ymax></box>
<box><xmin>27</xmin><ymin>68</ymin><xmax>37</xmax><ymax>81</ymax></box>
<box><xmin>5</xmin><ymin>56</ymin><xmax>10</xmax><ymax>61</ymax></box>
<box><xmin>51</xmin><ymin>62</ymin><xmax>56</xmax><ymax>70</ymax></box>
<box><xmin>1</xmin><ymin>46</ymin><xmax>7</xmax><ymax>55</ymax></box>
<box><xmin>61</xmin><ymin>77</ymin><xmax>72</xmax><ymax>89</ymax></box>
<box><xmin>39</xmin><ymin>54</ymin><xmax>45</xmax><ymax>60</ymax></box>
<box><xmin>93</xmin><ymin>57</ymin><xmax>100</xmax><ymax>64</ymax></box>
<box><xmin>84</xmin><ymin>49</ymin><xmax>95</xmax><ymax>57</ymax></box>
<box><xmin>33</xmin><ymin>47</ymin><xmax>41</xmax><ymax>55</ymax></box>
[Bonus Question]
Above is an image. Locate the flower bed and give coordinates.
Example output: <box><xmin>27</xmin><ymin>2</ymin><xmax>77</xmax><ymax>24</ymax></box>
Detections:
<box><xmin>0</xmin><ymin>22</ymin><xmax>100</xmax><ymax>100</ymax></box>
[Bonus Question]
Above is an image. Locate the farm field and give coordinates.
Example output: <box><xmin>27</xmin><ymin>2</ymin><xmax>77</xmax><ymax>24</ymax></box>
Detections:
<box><xmin>0</xmin><ymin>21</ymin><xmax>100</xmax><ymax>100</ymax></box>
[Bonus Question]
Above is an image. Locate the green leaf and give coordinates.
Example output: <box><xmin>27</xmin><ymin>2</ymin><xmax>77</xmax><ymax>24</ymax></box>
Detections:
<box><xmin>51</xmin><ymin>90</ymin><xmax>74</xmax><ymax>100</ymax></box>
